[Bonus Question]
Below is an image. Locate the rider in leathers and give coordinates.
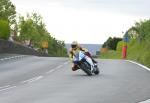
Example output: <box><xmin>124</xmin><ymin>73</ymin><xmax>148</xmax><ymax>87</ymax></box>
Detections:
<box><xmin>69</xmin><ymin>41</ymin><xmax>97</xmax><ymax>71</ymax></box>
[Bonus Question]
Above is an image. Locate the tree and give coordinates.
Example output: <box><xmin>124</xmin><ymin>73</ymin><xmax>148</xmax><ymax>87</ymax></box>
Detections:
<box><xmin>127</xmin><ymin>19</ymin><xmax>150</xmax><ymax>41</ymax></box>
<box><xmin>0</xmin><ymin>20</ymin><xmax>10</xmax><ymax>40</ymax></box>
<box><xmin>102</xmin><ymin>37</ymin><xmax>122</xmax><ymax>50</ymax></box>
<box><xmin>18</xmin><ymin>13</ymin><xmax>44</xmax><ymax>47</ymax></box>
<box><xmin>135</xmin><ymin>19</ymin><xmax>150</xmax><ymax>41</ymax></box>
<box><xmin>17</xmin><ymin>12</ymin><xmax>67</xmax><ymax>56</ymax></box>
<box><xmin>111</xmin><ymin>37</ymin><xmax>122</xmax><ymax>50</ymax></box>
<box><xmin>127</xmin><ymin>27</ymin><xmax>139</xmax><ymax>39</ymax></box>
<box><xmin>0</xmin><ymin>0</ymin><xmax>16</xmax><ymax>25</ymax></box>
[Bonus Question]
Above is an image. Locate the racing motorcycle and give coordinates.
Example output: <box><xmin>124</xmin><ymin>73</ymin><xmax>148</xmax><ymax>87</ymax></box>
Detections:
<box><xmin>73</xmin><ymin>51</ymin><xmax>99</xmax><ymax>76</ymax></box>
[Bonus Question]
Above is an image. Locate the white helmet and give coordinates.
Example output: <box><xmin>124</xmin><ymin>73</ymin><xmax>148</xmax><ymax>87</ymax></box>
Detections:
<box><xmin>71</xmin><ymin>41</ymin><xmax>78</xmax><ymax>49</ymax></box>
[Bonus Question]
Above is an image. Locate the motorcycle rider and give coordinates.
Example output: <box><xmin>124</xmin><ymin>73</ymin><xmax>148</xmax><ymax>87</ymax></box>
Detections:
<box><xmin>69</xmin><ymin>41</ymin><xmax>97</xmax><ymax>71</ymax></box>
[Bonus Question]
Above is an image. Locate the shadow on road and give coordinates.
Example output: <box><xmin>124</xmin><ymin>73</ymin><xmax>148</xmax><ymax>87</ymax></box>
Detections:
<box><xmin>70</xmin><ymin>73</ymin><xmax>117</xmax><ymax>80</ymax></box>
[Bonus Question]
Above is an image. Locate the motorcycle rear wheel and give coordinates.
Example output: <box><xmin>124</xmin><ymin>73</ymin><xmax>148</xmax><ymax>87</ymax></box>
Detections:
<box><xmin>80</xmin><ymin>62</ymin><xmax>92</xmax><ymax>76</ymax></box>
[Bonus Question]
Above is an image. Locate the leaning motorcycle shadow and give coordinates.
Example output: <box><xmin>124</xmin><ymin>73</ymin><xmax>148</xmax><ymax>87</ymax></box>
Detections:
<box><xmin>73</xmin><ymin>74</ymin><xmax>91</xmax><ymax>77</ymax></box>
<box><xmin>72</xmin><ymin>72</ymin><xmax>101</xmax><ymax>77</ymax></box>
<box><xmin>71</xmin><ymin>73</ymin><xmax>117</xmax><ymax>81</ymax></box>
<box><xmin>71</xmin><ymin>71</ymin><xmax>115</xmax><ymax>79</ymax></box>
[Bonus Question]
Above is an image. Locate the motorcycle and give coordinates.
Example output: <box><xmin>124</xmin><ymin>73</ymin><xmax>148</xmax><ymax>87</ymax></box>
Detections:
<box><xmin>73</xmin><ymin>51</ymin><xmax>99</xmax><ymax>76</ymax></box>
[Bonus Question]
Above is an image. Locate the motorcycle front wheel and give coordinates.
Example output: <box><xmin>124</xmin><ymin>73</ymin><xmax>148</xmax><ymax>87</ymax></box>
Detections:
<box><xmin>94</xmin><ymin>67</ymin><xmax>99</xmax><ymax>75</ymax></box>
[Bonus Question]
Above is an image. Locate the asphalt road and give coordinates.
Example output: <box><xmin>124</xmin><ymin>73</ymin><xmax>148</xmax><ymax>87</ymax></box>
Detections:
<box><xmin>0</xmin><ymin>54</ymin><xmax>150</xmax><ymax>103</ymax></box>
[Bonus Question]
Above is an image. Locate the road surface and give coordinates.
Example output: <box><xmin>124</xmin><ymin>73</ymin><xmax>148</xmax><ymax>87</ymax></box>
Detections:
<box><xmin>0</xmin><ymin>54</ymin><xmax>150</xmax><ymax>103</ymax></box>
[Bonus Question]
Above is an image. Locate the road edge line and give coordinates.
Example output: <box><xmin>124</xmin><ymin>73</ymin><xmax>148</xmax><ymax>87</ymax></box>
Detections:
<box><xmin>126</xmin><ymin>60</ymin><xmax>150</xmax><ymax>103</ymax></box>
<box><xmin>125</xmin><ymin>60</ymin><xmax>150</xmax><ymax>71</ymax></box>
<box><xmin>139</xmin><ymin>99</ymin><xmax>150</xmax><ymax>103</ymax></box>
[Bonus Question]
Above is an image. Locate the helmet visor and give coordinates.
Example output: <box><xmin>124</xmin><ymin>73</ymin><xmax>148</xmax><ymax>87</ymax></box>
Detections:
<box><xmin>71</xmin><ymin>44</ymin><xmax>77</xmax><ymax>49</ymax></box>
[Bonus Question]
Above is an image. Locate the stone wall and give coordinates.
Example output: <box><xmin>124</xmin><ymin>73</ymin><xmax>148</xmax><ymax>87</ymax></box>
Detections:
<box><xmin>0</xmin><ymin>39</ymin><xmax>49</xmax><ymax>56</ymax></box>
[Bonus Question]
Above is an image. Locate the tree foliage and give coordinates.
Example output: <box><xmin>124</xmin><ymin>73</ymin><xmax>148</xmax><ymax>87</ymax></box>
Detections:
<box><xmin>102</xmin><ymin>37</ymin><xmax>122</xmax><ymax>50</ymax></box>
<box><xmin>127</xmin><ymin>19</ymin><xmax>150</xmax><ymax>41</ymax></box>
<box><xmin>0</xmin><ymin>0</ymin><xmax>16</xmax><ymax>25</ymax></box>
<box><xmin>48</xmin><ymin>38</ymin><xmax>67</xmax><ymax>56</ymax></box>
<box><xmin>17</xmin><ymin>12</ymin><xmax>67</xmax><ymax>56</ymax></box>
<box><xmin>0</xmin><ymin>20</ymin><xmax>10</xmax><ymax>40</ymax></box>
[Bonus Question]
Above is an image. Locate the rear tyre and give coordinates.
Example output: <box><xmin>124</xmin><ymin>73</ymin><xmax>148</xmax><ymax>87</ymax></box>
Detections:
<box><xmin>80</xmin><ymin>62</ymin><xmax>92</xmax><ymax>76</ymax></box>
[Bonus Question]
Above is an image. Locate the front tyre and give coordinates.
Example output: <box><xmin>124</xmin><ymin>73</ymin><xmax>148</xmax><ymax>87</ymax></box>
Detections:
<box><xmin>94</xmin><ymin>67</ymin><xmax>99</xmax><ymax>75</ymax></box>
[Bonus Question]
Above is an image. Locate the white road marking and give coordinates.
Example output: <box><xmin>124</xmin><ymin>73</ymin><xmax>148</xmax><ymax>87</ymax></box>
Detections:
<box><xmin>46</xmin><ymin>69</ymin><xmax>55</xmax><ymax>74</ymax></box>
<box><xmin>0</xmin><ymin>86</ymin><xmax>16</xmax><ymax>92</ymax></box>
<box><xmin>21</xmin><ymin>63</ymin><xmax>65</xmax><ymax>83</ymax></box>
<box><xmin>56</xmin><ymin>65</ymin><xmax>63</xmax><ymax>69</ymax></box>
<box><xmin>0</xmin><ymin>58</ymin><xmax>4</xmax><ymax>61</ymax></box>
<box><xmin>0</xmin><ymin>85</ymin><xmax>10</xmax><ymax>89</ymax></box>
<box><xmin>21</xmin><ymin>61</ymin><xmax>68</xmax><ymax>83</ymax></box>
<box><xmin>126</xmin><ymin>60</ymin><xmax>150</xmax><ymax>71</ymax></box>
<box><xmin>46</xmin><ymin>64</ymin><xmax>64</xmax><ymax>74</ymax></box>
<box><xmin>0</xmin><ymin>59</ymin><xmax>69</xmax><ymax>92</ymax></box>
<box><xmin>27</xmin><ymin>76</ymin><xmax>43</xmax><ymax>83</ymax></box>
<box><xmin>0</xmin><ymin>55</ymin><xmax>26</xmax><ymax>61</ymax></box>
<box><xmin>21</xmin><ymin>76</ymin><xmax>43</xmax><ymax>83</ymax></box>
<box><xmin>21</xmin><ymin>79</ymin><xmax>33</xmax><ymax>83</ymax></box>
<box><xmin>139</xmin><ymin>99</ymin><xmax>150</xmax><ymax>103</ymax></box>
<box><xmin>64</xmin><ymin>61</ymin><xmax>69</xmax><ymax>65</ymax></box>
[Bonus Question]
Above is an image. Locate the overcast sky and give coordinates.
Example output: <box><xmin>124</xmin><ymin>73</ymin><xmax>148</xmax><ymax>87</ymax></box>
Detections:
<box><xmin>11</xmin><ymin>0</ymin><xmax>150</xmax><ymax>44</ymax></box>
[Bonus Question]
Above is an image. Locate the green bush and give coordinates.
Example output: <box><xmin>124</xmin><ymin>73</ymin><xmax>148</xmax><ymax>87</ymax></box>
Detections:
<box><xmin>127</xmin><ymin>40</ymin><xmax>150</xmax><ymax>68</ymax></box>
<box><xmin>116</xmin><ymin>41</ymin><xmax>124</xmax><ymax>52</ymax></box>
<box><xmin>0</xmin><ymin>20</ymin><xmax>10</xmax><ymax>40</ymax></box>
